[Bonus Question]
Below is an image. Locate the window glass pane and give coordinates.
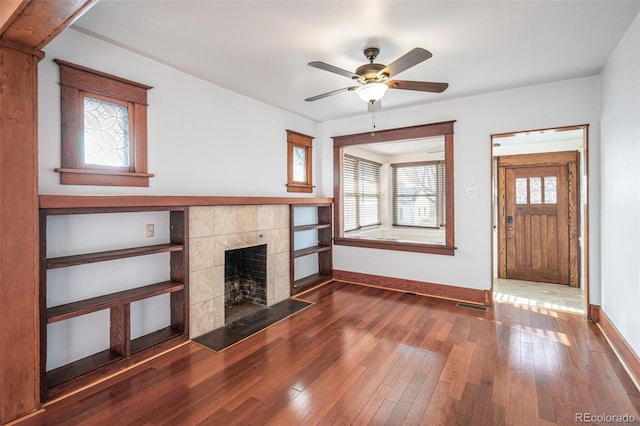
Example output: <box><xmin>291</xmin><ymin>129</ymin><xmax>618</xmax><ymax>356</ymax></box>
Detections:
<box><xmin>393</xmin><ymin>163</ymin><xmax>443</xmax><ymax>227</ymax></box>
<box><xmin>293</xmin><ymin>146</ymin><xmax>307</xmax><ymax>182</ymax></box>
<box><xmin>84</xmin><ymin>97</ymin><xmax>130</xmax><ymax>167</ymax></box>
<box><xmin>544</xmin><ymin>176</ymin><xmax>557</xmax><ymax>204</ymax></box>
<box><xmin>343</xmin><ymin>155</ymin><xmax>381</xmax><ymax>231</ymax></box>
<box><xmin>529</xmin><ymin>177</ymin><xmax>542</xmax><ymax>204</ymax></box>
<box><xmin>515</xmin><ymin>178</ymin><xmax>528</xmax><ymax>204</ymax></box>
<box><xmin>359</xmin><ymin>195</ymin><xmax>380</xmax><ymax>227</ymax></box>
<box><xmin>343</xmin><ymin>195</ymin><xmax>357</xmax><ymax>232</ymax></box>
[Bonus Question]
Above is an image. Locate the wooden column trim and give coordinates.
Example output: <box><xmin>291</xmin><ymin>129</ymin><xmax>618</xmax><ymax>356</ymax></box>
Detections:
<box><xmin>0</xmin><ymin>41</ymin><xmax>41</xmax><ymax>425</ymax></box>
<box><xmin>1</xmin><ymin>0</ymin><xmax>97</xmax><ymax>50</ymax></box>
<box><xmin>0</xmin><ymin>39</ymin><xmax>45</xmax><ymax>59</ymax></box>
<box><xmin>0</xmin><ymin>0</ymin><xmax>28</xmax><ymax>35</ymax></box>
<box><xmin>0</xmin><ymin>1</ymin><xmax>97</xmax><ymax>423</ymax></box>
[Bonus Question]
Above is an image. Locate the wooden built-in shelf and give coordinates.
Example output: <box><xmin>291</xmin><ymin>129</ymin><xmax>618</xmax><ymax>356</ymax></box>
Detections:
<box><xmin>293</xmin><ymin>223</ymin><xmax>331</xmax><ymax>232</ymax></box>
<box><xmin>130</xmin><ymin>326</ymin><xmax>183</xmax><ymax>354</ymax></box>
<box><xmin>293</xmin><ymin>272</ymin><xmax>333</xmax><ymax>290</ymax></box>
<box><xmin>45</xmin><ymin>328</ymin><xmax>186</xmax><ymax>398</ymax></box>
<box><xmin>40</xmin><ymin>206</ymin><xmax>189</xmax><ymax>401</ymax></box>
<box><xmin>293</xmin><ymin>245</ymin><xmax>332</xmax><ymax>258</ymax></box>
<box><xmin>46</xmin><ymin>244</ymin><xmax>183</xmax><ymax>269</ymax></box>
<box><xmin>290</xmin><ymin>204</ymin><xmax>333</xmax><ymax>295</ymax></box>
<box><xmin>47</xmin><ymin>281</ymin><xmax>184</xmax><ymax>323</ymax></box>
<box><xmin>46</xmin><ymin>349</ymin><xmax>122</xmax><ymax>390</ymax></box>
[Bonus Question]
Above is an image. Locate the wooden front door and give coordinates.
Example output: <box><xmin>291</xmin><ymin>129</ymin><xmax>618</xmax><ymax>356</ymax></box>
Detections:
<box><xmin>498</xmin><ymin>152</ymin><xmax>579</xmax><ymax>286</ymax></box>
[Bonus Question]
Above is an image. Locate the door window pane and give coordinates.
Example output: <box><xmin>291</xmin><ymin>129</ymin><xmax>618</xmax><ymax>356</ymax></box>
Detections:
<box><xmin>529</xmin><ymin>177</ymin><xmax>542</xmax><ymax>204</ymax></box>
<box><xmin>544</xmin><ymin>176</ymin><xmax>557</xmax><ymax>204</ymax></box>
<box><xmin>515</xmin><ymin>178</ymin><xmax>528</xmax><ymax>204</ymax></box>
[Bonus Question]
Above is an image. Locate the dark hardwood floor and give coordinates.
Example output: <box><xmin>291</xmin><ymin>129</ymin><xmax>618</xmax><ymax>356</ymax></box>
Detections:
<box><xmin>22</xmin><ymin>281</ymin><xmax>640</xmax><ymax>425</ymax></box>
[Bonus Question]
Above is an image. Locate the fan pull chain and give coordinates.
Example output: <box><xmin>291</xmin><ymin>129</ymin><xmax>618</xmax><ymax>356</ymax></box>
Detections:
<box><xmin>371</xmin><ymin>105</ymin><xmax>376</xmax><ymax>129</ymax></box>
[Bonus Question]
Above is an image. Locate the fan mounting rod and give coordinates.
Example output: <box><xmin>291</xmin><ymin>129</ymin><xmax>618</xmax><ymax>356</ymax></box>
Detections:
<box><xmin>357</xmin><ymin>47</ymin><xmax>387</xmax><ymax>82</ymax></box>
<box><xmin>363</xmin><ymin>47</ymin><xmax>379</xmax><ymax>63</ymax></box>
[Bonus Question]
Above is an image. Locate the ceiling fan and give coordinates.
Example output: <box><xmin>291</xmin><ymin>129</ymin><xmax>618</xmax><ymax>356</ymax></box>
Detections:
<box><xmin>305</xmin><ymin>47</ymin><xmax>448</xmax><ymax>107</ymax></box>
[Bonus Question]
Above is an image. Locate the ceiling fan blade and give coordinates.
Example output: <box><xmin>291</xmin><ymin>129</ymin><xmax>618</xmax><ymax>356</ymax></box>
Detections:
<box><xmin>378</xmin><ymin>48</ymin><xmax>432</xmax><ymax>78</ymax></box>
<box><xmin>387</xmin><ymin>80</ymin><xmax>449</xmax><ymax>93</ymax></box>
<box><xmin>305</xmin><ymin>86</ymin><xmax>358</xmax><ymax>102</ymax></box>
<box><xmin>308</xmin><ymin>61</ymin><xmax>360</xmax><ymax>79</ymax></box>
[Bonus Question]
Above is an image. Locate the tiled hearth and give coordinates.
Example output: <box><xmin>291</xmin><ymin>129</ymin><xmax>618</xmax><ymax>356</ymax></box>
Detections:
<box><xmin>188</xmin><ymin>205</ymin><xmax>291</xmax><ymax>338</ymax></box>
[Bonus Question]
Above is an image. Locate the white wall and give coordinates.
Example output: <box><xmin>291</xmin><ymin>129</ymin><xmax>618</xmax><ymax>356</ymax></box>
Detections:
<box><xmin>38</xmin><ymin>26</ymin><xmax>608</xmax><ymax>367</ymax></box>
<box><xmin>39</xmin><ymin>29</ymin><xmax>319</xmax><ymax>196</ymax></box>
<box><xmin>319</xmin><ymin>77</ymin><xmax>601</xmax><ymax>296</ymax></box>
<box><xmin>38</xmin><ymin>28</ymin><xmax>319</xmax><ymax>369</ymax></box>
<box><xmin>600</xmin><ymin>12</ymin><xmax>640</xmax><ymax>355</ymax></box>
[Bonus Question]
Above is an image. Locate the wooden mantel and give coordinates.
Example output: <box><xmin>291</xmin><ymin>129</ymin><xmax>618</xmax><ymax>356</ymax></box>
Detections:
<box><xmin>40</xmin><ymin>195</ymin><xmax>333</xmax><ymax>209</ymax></box>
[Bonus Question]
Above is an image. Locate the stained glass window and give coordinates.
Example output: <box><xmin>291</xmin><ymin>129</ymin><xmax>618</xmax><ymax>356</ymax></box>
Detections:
<box><xmin>529</xmin><ymin>177</ymin><xmax>542</xmax><ymax>204</ymax></box>
<box><xmin>544</xmin><ymin>176</ymin><xmax>557</xmax><ymax>204</ymax></box>
<box><xmin>293</xmin><ymin>146</ymin><xmax>307</xmax><ymax>182</ymax></box>
<box><xmin>84</xmin><ymin>97</ymin><xmax>130</xmax><ymax>168</ymax></box>
<box><xmin>516</xmin><ymin>178</ymin><xmax>528</xmax><ymax>204</ymax></box>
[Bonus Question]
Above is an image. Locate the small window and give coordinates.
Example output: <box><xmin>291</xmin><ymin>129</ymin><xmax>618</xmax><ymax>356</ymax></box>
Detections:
<box><xmin>55</xmin><ymin>59</ymin><xmax>153</xmax><ymax>186</ymax></box>
<box><xmin>392</xmin><ymin>161</ymin><xmax>445</xmax><ymax>228</ymax></box>
<box><xmin>286</xmin><ymin>130</ymin><xmax>313</xmax><ymax>193</ymax></box>
<box><xmin>344</xmin><ymin>155</ymin><xmax>381</xmax><ymax>232</ymax></box>
<box><xmin>83</xmin><ymin>95</ymin><xmax>131</xmax><ymax>169</ymax></box>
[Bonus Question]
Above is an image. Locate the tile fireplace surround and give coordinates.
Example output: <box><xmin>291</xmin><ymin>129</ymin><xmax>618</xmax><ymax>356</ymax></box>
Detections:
<box><xmin>189</xmin><ymin>205</ymin><xmax>291</xmax><ymax>338</ymax></box>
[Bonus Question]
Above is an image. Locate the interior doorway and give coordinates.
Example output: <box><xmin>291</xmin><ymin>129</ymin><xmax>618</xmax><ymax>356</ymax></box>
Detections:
<box><xmin>491</xmin><ymin>125</ymin><xmax>589</xmax><ymax>315</ymax></box>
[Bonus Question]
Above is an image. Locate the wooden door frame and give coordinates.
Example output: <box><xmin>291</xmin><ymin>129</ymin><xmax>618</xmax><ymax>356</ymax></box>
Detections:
<box><xmin>497</xmin><ymin>151</ymin><xmax>579</xmax><ymax>286</ymax></box>
<box><xmin>491</xmin><ymin>125</ymin><xmax>591</xmax><ymax>317</ymax></box>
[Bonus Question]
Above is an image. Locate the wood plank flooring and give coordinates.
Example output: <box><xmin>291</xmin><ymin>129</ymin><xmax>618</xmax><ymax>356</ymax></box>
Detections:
<box><xmin>23</xmin><ymin>281</ymin><xmax>640</xmax><ymax>425</ymax></box>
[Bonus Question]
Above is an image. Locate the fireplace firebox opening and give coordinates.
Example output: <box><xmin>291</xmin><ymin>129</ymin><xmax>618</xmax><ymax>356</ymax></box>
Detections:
<box><xmin>224</xmin><ymin>244</ymin><xmax>267</xmax><ymax>323</ymax></box>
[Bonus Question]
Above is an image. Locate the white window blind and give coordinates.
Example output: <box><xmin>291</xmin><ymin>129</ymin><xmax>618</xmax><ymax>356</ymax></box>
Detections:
<box><xmin>344</xmin><ymin>155</ymin><xmax>381</xmax><ymax>232</ymax></box>
<box><xmin>392</xmin><ymin>161</ymin><xmax>445</xmax><ymax>228</ymax></box>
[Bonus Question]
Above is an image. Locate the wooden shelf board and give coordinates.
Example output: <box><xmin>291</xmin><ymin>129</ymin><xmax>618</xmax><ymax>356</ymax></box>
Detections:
<box><xmin>293</xmin><ymin>245</ymin><xmax>331</xmax><ymax>258</ymax></box>
<box><xmin>130</xmin><ymin>326</ymin><xmax>183</xmax><ymax>354</ymax></box>
<box><xmin>47</xmin><ymin>281</ymin><xmax>184</xmax><ymax>323</ymax></box>
<box><xmin>293</xmin><ymin>223</ymin><xmax>331</xmax><ymax>232</ymax></box>
<box><xmin>294</xmin><ymin>273</ymin><xmax>333</xmax><ymax>290</ymax></box>
<box><xmin>46</xmin><ymin>349</ymin><xmax>122</xmax><ymax>390</ymax></box>
<box><xmin>46</xmin><ymin>243</ymin><xmax>183</xmax><ymax>269</ymax></box>
<box><xmin>45</xmin><ymin>332</ymin><xmax>187</xmax><ymax>399</ymax></box>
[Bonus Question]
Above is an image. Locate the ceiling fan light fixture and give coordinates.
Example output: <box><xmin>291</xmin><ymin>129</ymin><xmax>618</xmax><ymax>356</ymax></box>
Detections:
<box><xmin>356</xmin><ymin>81</ymin><xmax>388</xmax><ymax>103</ymax></box>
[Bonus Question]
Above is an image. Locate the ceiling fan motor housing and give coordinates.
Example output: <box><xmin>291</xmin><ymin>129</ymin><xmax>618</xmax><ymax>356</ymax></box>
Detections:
<box><xmin>355</xmin><ymin>63</ymin><xmax>387</xmax><ymax>83</ymax></box>
<box><xmin>356</xmin><ymin>47</ymin><xmax>388</xmax><ymax>83</ymax></box>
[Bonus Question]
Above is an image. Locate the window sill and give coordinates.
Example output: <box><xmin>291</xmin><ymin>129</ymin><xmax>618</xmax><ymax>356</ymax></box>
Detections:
<box><xmin>56</xmin><ymin>168</ymin><xmax>154</xmax><ymax>187</ymax></box>
<box><xmin>334</xmin><ymin>237</ymin><xmax>455</xmax><ymax>256</ymax></box>
<box><xmin>286</xmin><ymin>183</ymin><xmax>314</xmax><ymax>193</ymax></box>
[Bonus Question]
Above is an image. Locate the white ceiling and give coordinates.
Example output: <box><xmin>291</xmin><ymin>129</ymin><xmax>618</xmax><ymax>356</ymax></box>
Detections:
<box><xmin>72</xmin><ymin>0</ymin><xmax>640</xmax><ymax>123</ymax></box>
